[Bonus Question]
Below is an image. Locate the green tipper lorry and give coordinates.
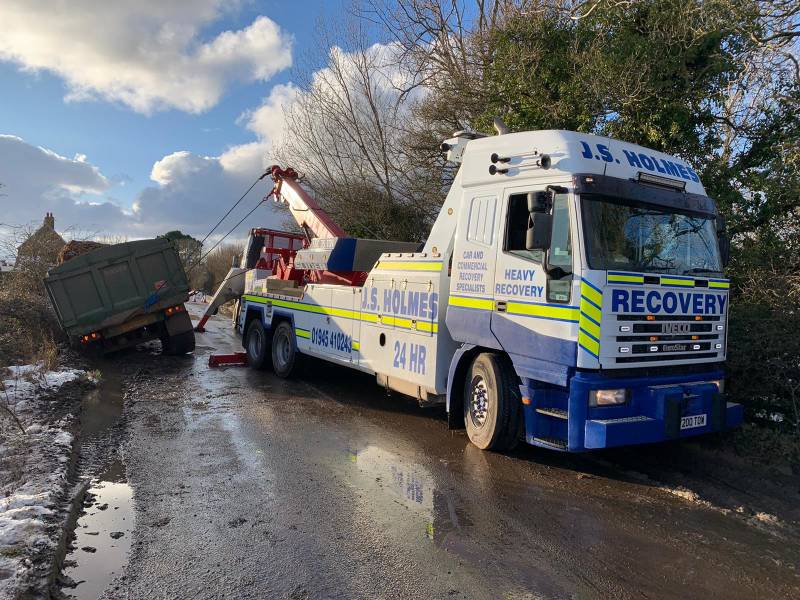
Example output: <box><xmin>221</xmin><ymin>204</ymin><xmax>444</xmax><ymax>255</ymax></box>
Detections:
<box><xmin>44</xmin><ymin>238</ymin><xmax>195</xmax><ymax>355</ymax></box>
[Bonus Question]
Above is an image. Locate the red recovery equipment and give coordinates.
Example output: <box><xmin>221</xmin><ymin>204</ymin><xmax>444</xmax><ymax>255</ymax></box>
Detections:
<box><xmin>266</xmin><ymin>166</ymin><xmax>368</xmax><ymax>287</ymax></box>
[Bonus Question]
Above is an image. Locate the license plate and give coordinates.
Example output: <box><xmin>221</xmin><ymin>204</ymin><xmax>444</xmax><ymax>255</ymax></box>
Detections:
<box><xmin>680</xmin><ymin>414</ymin><xmax>707</xmax><ymax>430</ymax></box>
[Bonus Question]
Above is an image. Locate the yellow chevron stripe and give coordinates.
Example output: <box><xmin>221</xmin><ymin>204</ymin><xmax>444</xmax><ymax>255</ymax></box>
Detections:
<box><xmin>295</xmin><ymin>328</ymin><xmax>310</xmax><ymax>339</ymax></box>
<box><xmin>580</xmin><ymin>282</ymin><xmax>603</xmax><ymax>306</ymax></box>
<box><xmin>578</xmin><ymin>331</ymin><xmax>600</xmax><ymax>356</ymax></box>
<box><xmin>375</xmin><ymin>261</ymin><xmax>442</xmax><ymax>272</ymax></box>
<box><xmin>579</xmin><ymin>315</ymin><xmax>600</xmax><ymax>339</ymax></box>
<box><xmin>709</xmin><ymin>281</ymin><xmax>730</xmax><ymax>289</ymax></box>
<box><xmin>580</xmin><ymin>297</ymin><xmax>602</xmax><ymax>323</ymax></box>
<box><xmin>352</xmin><ymin>341</ymin><xmax>360</xmax><ymax>350</ymax></box>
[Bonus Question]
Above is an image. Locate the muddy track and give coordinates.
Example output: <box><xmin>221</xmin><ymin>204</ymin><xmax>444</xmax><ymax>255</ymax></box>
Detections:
<box><xmin>55</xmin><ymin>307</ymin><xmax>800</xmax><ymax>599</ymax></box>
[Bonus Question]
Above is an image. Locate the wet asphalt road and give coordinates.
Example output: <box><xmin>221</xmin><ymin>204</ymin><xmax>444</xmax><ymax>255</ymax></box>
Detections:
<box><xmin>93</xmin><ymin>306</ymin><xmax>799</xmax><ymax>600</ymax></box>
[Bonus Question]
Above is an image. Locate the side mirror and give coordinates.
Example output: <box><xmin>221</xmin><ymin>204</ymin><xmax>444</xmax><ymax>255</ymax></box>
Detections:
<box><xmin>526</xmin><ymin>212</ymin><xmax>553</xmax><ymax>250</ymax></box>
<box><xmin>527</xmin><ymin>191</ymin><xmax>552</xmax><ymax>213</ymax></box>
<box><xmin>719</xmin><ymin>233</ymin><xmax>730</xmax><ymax>267</ymax></box>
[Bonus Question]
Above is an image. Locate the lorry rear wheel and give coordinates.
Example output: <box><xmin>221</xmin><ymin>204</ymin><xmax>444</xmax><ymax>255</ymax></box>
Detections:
<box><xmin>245</xmin><ymin>319</ymin><xmax>271</xmax><ymax>369</ymax></box>
<box><xmin>272</xmin><ymin>321</ymin><xmax>301</xmax><ymax>378</ymax></box>
<box><xmin>463</xmin><ymin>353</ymin><xmax>520</xmax><ymax>451</ymax></box>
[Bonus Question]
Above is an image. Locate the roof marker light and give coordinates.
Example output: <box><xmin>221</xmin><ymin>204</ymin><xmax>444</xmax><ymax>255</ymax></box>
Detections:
<box><xmin>637</xmin><ymin>171</ymin><xmax>687</xmax><ymax>191</ymax></box>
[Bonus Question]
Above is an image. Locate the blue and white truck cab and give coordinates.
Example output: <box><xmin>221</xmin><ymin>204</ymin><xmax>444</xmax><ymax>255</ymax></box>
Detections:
<box><xmin>235</xmin><ymin>128</ymin><xmax>741</xmax><ymax>452</ymax></box>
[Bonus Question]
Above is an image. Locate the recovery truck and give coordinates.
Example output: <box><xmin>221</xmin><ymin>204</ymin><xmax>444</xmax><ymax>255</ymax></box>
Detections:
<box><xmin>221</xmin><ymin>129</ymin><xmax>741</xmax><ymax>452</ymax></box>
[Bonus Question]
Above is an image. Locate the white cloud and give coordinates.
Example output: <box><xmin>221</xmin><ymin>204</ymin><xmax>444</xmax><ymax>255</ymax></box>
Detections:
<box><xmin>0</xmin><ymin>2</ymin><xmax>293</xmax><ymax>114</ymax></box>
<box><xmin>0</xmin><ymin>43</ymin><xmax>419</xmax><ymax>252</ymax></box>
<box><xmin>0</xmin><ymin>80</ymin><xmax>298</xmax><ymax>248</ymax></box>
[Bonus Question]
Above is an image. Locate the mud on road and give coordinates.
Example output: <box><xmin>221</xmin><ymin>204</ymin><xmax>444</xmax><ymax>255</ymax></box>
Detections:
<box><xmin>61</xmin><ymin>305</ymin><xmax>800</xmax><ymax>599</ymax></box>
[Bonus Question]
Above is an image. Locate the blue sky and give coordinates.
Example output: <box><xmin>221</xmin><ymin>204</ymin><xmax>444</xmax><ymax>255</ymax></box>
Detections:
<box><xmin>0</xmin><ymin>0</ymin><xmax>355</xmax><ymax>247</ymax></box>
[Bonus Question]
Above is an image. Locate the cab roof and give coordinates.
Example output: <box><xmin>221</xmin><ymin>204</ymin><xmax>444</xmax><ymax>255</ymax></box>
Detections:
<box><xmin>458</xmin><ymin>130</ymin><xmax>707</xmax><ymax>196</ymax></box>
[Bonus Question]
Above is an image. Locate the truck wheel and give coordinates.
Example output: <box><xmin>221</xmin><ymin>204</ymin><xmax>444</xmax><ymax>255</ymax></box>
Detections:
<box><xmin>463</xmin><ymin>353</ymin><xmax>520</xmax><ymax>451</ymax></box>
<box><xmin>272</xmin><ymin>321</ymin><xmax>301</xmax><ymax>378</ymax></box>
<box><xmin>161</xmin><ymin>330</ymin><xmax>196</xmax><ymax>355</ymax></box>
<box><xmin>245</xmin><ymin>319</ymin><xmax>271</xmax><ymax>370</ymax></box>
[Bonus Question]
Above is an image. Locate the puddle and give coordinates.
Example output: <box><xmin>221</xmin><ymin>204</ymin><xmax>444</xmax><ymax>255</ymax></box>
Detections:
<box><xmin>345</xmin><ymin>444</ymin><xmax>469</xmax><ymax>544</ymax></box>
<box><xmin>60</xmin><ymin>368</ymin><xmax>134</xmax><ymax>599</ymax></box>
<box><xmin>63</xmin><ymin>459</ymin><xmax>134</xmax><ymax>599</ymax></box>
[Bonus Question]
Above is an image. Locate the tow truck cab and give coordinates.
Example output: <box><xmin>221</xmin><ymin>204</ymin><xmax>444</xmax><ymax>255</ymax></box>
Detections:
<box><xmin>441</xmin><ymin>130</ymin><xmax>740</xmax><ymax>451</ymax></box>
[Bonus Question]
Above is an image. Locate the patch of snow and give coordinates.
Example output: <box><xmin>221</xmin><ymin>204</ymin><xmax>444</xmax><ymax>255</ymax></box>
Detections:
<box><xmin>2</xmin><ymin>365</ymin><xmax>84</xmax><ymax>403</ymax></box>
<box><xmin>0</xmin><ymin>364</ymin><xmax>90</xmax><ymax>597</ymax></box>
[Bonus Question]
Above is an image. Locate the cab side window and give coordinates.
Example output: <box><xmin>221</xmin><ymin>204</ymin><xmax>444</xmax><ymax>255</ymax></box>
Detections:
<box><xmin>549</xmin><ymin>194</ymin><xmax>572</xmax><ymax>270</ymax></box>
<box><xmin>547</xmin><ymin>193</ymin><xmax>573</xmax><ymax>302</ymax></box>
<box><xmin>504</xmin><ymin>192</ymin><xmax>543</xmax><ymax>263</ymax></box>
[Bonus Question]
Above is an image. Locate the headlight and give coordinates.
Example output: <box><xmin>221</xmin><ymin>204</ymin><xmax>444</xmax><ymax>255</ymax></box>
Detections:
<box><xmin>589</xmin><ymin>388</ymin><xmax>628</xmax><ymax>406</ymax></box>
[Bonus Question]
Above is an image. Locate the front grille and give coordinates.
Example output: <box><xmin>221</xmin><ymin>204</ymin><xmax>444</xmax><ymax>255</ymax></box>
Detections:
<box><xmin>610</xmin><ymin>314</ymin><xmax>725</xmax><ymax>365</ymax></box>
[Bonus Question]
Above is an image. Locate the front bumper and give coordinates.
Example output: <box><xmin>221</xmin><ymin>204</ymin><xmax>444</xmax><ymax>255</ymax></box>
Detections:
<box><xmin>522</xmin><ymin>370</ymin><xmax>743</xmax><ymax>451</ymax></box>
<box><xmin>577</xmin><ymin>371</ymin><xmax>741</xmax><ymax>450</ymax></box>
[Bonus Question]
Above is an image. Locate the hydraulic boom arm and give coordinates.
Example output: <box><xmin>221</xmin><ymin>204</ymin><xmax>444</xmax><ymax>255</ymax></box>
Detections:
<box><xmin>268</xmin><ymin>166</ymin><xmax>345</xmax><ymax>241</ymax></box>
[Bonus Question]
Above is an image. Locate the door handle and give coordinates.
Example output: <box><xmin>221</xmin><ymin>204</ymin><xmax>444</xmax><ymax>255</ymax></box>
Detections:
<box><xmin>495</xmin><ymin>300</ymin><xmax>507</xmax><ymax>312</ymax></box>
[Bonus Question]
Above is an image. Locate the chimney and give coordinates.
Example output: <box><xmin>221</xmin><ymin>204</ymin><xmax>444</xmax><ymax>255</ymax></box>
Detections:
<box><xmin>44</xmin><ymin>212</ymin><xmax>55</xmax><ymax>230</ymax></box>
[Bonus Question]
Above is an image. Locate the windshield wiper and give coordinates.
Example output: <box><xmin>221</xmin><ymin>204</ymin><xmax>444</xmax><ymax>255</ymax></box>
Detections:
<box><xmin>683</xmin><ymin>267</ymin><xmax>722</xmax><ymax>275</ymax></box>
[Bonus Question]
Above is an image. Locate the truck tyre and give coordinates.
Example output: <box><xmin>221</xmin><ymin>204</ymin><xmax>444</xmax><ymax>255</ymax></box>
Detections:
<box><xmin>245</xmin><ymin>319</ymin><xmax>271</xmax><ymax>370</ymax></box>
<box><xmin>272</xmin><ymin>321</ymin><xmax>301</xmax><ymax>378</ymax></box>
<box><xmin>463</xmin><ymin>353</ymin><xmax>520</xmax><ymax>451</ymax></box>
<box><xmin>161</xmin><ymin>330</ymin><xmax>196</xmax><ymax>355</ymax></box>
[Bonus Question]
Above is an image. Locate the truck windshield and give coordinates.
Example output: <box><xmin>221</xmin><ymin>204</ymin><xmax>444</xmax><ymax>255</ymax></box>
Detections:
<box><xmin>581</xmin><ymin>194</ymin><xmax>722</xmax><ymax>276</ymax></box>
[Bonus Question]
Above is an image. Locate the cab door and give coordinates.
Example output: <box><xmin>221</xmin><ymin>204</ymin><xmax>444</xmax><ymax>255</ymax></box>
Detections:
<box><xmin>490</xmin><ymin>187</ymin><xmax>577</xmax><ymax>370</ymax></box>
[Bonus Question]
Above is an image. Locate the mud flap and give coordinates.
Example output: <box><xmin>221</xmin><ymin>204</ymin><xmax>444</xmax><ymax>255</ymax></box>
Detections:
<box><xmin>165</xmin><ymin>311</ymin><xmax>193</xmax><ymax>336</ymax></box>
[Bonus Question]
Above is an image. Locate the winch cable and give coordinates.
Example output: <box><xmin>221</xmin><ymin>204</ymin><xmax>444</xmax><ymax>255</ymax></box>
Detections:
<box><xmin>198</xmin><ymin>171</ymin><xmax>269</xmax><ymax>248</ymax></box>
<box><xmin>148</xmin><ymin>171</ymin><xmax>272</xmax><ymax>308</ymax></box>
<box><xmin>176</xmin><ymin>170</ymin><xmax>269</xmax><ymax>274</ymax></box>
<box><xmin>186</xmin><ymin>188</ymin><xmax>276</xmax><ymax>275</ymax></box>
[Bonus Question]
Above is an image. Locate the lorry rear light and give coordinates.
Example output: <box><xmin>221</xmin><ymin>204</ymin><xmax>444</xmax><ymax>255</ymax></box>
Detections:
<box><xmin>589</xmin><ymin>389</ymin><xmax>628</xmax><ymax>406</ymax></box>
<box><xmin>165</xmin><ymin>304</ymin><xmax>184</xmax><ymax>315</ymax></box>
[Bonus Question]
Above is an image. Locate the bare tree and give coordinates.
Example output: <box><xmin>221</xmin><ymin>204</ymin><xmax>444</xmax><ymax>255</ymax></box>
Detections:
<box><xmin>273</xmin><ymin>20</ymin><xmax>443</xmax><ymax>241</ymax></box>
